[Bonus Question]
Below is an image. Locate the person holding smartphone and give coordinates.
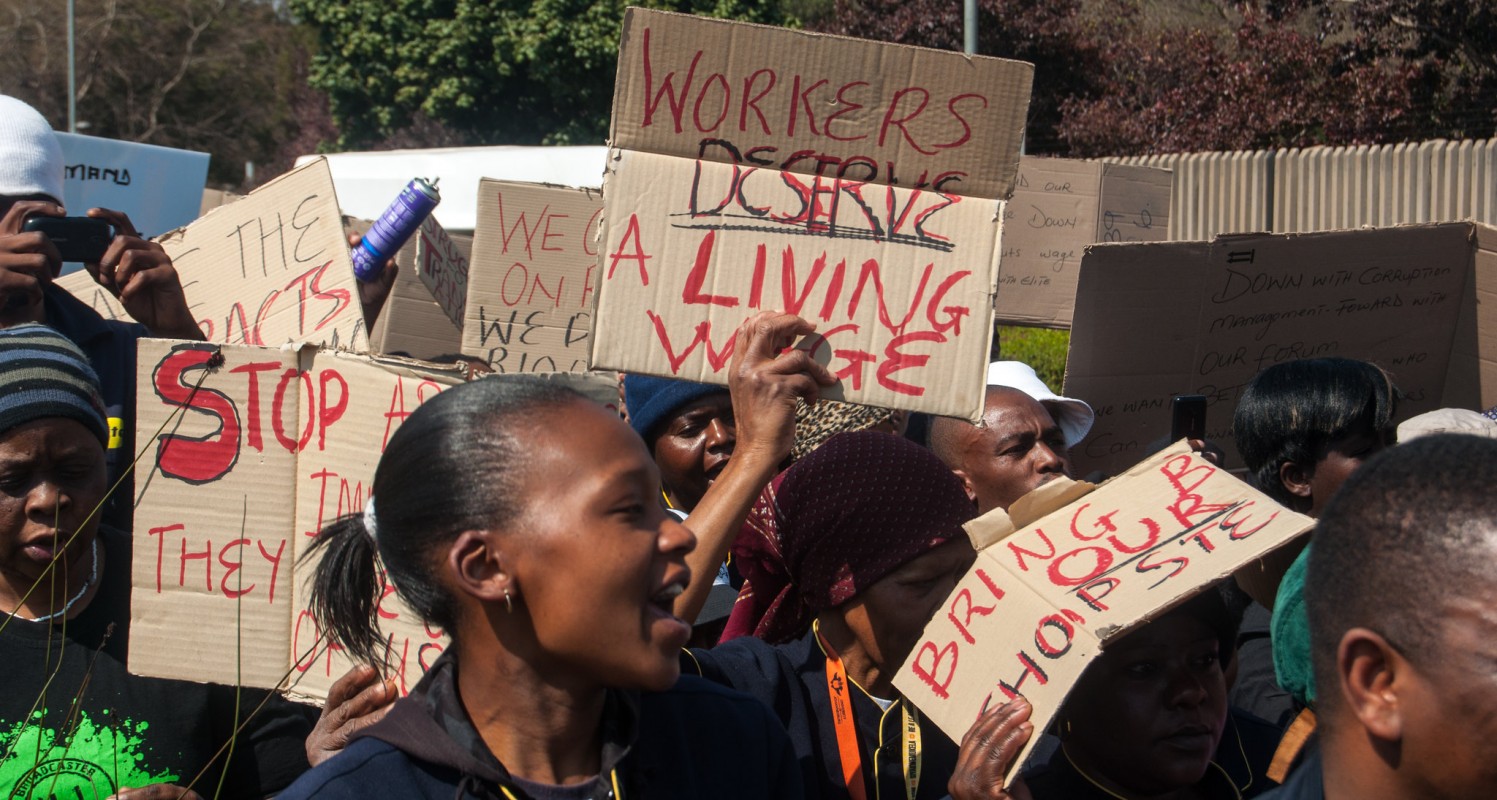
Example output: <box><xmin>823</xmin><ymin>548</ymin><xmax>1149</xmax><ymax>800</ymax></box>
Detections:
<box><xmin>0</xmin><ymin>94</ymin><xmax>204</xmax><ymax>532</ymax></box>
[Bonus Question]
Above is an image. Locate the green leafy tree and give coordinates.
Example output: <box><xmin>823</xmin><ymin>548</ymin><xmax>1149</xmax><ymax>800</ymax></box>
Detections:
<box><xmin>290</xmin><ymin>0</ymin><xmax>791</xmax><ymax>148</ymax></box>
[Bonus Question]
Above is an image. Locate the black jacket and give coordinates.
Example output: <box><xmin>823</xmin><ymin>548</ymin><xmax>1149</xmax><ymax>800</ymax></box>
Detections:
<box><xmin>276</xmin><ymin>652</ymin><xmax>803</xmax><ymax>800</ymax></box>
<box><xmin>687</xmin><ymin>630</ymin><xmax>960</xmax><ymax>800</ymax></box>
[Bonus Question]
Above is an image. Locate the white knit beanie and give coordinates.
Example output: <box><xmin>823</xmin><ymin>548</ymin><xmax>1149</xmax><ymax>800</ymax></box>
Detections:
<box><xmin>0</xmin><ymin>95</ymin><xmax>65</xmax><ymax>203</ymax></box>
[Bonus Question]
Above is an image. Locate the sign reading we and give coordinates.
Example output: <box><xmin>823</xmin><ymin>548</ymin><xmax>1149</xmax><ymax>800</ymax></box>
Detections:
<box><xmin>462</xmin><ymin>180</ymin><xmax>602</xmax><ymax>374</ymax></box>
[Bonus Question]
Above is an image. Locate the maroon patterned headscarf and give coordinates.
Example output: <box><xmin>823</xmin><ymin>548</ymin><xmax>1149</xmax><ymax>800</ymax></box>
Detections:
<box><xmin>721</xmin><ymin>430</ymin><xmax>977</xmax><ymax>644</ymax></box>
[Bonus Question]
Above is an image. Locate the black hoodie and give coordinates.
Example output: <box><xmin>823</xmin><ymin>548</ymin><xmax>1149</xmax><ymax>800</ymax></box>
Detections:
<box><xmin>277</xmin><ymin>652</ymin><xmax>804</xmax><ymax>800</ymax></box>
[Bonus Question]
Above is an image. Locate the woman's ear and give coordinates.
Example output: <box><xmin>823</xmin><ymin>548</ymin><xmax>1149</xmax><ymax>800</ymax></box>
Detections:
<box><xmin>1279</xmin><ymin>460</ymin><xmax>1315</xmax><ymax>502</ymax></box>
<box><xmin>447</xmin><ymin>530</ymin><xmax>513</xmax><ymax>604</ymax></box>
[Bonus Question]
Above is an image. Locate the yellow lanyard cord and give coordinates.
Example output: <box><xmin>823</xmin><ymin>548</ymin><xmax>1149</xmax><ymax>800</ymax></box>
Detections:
<box><xmin>873</xmin><ymin>700</ymin><xmax>923</xmax><ymax>800</ymax></box>
<box><xmin>497</xmin><ymin>769</ymin><xmax>623</xmax><ymax>800</ymax></box>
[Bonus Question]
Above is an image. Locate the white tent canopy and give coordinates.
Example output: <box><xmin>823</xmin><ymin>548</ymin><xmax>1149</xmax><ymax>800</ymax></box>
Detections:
<box><xmin>295</xmin><ymin>145</ymin><xmax>608</xmax><ymax>230</ymax></box>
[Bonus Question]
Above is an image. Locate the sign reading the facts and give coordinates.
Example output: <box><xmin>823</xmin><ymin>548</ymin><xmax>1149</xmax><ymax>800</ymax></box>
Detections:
<box><xmin>56</xmin><ymin>158</ymin><xmax>367</xmax><ymax>351</ymax></box>
<box><xmin>894</xmin><ymin>442</ymin><xmax>1312</xmax><ymax>782</ymax></box>
<box><xmin>995</xmin><ymin>158</ymin><xmax>1172</xmax><ymax>329</ymax></box>
<box><xmin>128</xmin><ymin>340</ymin><xmax>465</xmax><ymax>701</ymax></box>
<box><xmin>462</xmin><ymin>180</ymin><xmax>602</xmax><ymax>374</ymax></box>
<box><xmin>590</xmin><ymin>9</ymin><xmax>1034</xmax><ymax>421</ymax></box>
<box><xmin>1063</xmin><ymin>223</ymin><xmax>1492</xmax><ymax>477</ymax></box>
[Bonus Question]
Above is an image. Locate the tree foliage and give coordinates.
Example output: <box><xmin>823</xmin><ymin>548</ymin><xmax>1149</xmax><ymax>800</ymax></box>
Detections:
<box><xmin>289</xmin><ymin>0</ymin><xmax>792</xmax><ymax>149</ymax></box>
<box><xmin>817</xmin><ymin>0</ymin><xmax>1116</xmax><ymax>153</ymax></box>
<box><xmin>816</xmin><ymin>0</ymin><xmax>1497</xmax><ymax>157</ymax></box>
<box><xmin>0</xmin><ymin>0</ymin><xmax>322</xmax><ymax>187</ymax></box>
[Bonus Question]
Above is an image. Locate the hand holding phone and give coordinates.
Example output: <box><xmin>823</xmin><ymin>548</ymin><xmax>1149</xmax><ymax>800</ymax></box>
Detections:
<box><xmin>1170</xmin><ymin>394</ymin><xmax>1208</xmax><ymax>441</ymax></box>
<box><xmin>22</xmin><ymin>216</ymin><xmax>114</xmax><ymax>263</ymax></box>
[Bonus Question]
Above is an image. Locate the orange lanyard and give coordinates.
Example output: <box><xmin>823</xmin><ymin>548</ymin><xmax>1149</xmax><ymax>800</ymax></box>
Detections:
<box><xmin>818</xmin><ymin>625</ymin><xmax>870</xmax><ymax>800</ymax></box>
<box><xmin>816</xmin><ymin>625</ymin><xmax>925</xmax><ymax>800</ymax></box>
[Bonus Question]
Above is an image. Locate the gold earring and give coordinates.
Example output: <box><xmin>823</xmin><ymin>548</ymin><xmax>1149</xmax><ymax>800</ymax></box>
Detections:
<box><xmin>504</xmin><ymin>589</ymin><xmax>514</xmax><ymax>614</ymax></box>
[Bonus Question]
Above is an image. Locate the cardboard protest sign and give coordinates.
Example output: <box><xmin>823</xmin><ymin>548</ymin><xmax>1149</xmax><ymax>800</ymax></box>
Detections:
<box><xmin>128</xmin><ymin>340</ymin><xmax>465</xmax><ymax>700</ymax></box>
<box><xmin>894</xmin><ymin>442</ymin><xmax>1313</xmax><ymax>780</ymax></box>
<box><xmin>1063</xmin><ymin>223</ymin><xmax>1491</xmax><ymax>477</ymax></box>
<box><xmin>462</xmin><ymin>180</ymin><xmax>602</xmax><ymax>373</ymax></box>
<box><xmin>995</xmin><ymin>158</ymin><xmax>1172</xmax><ymax>328</ymax></box>
<box><xmin>361</xmin><ymin>217</ymin><xmax>469</xmax><ymax>362</ymax></box>
<box><xmin>417</xmin><ymin>217</ymin><xmax>471</xmax><ymax>330</ymax></box>
<box><xmin>55</xmin><ymin>132</ymin><xmax>210</xmax><ymax>241</ymax></box>
<box><xmin>590</xmin><ymin>9</ymin><xmax>1034</xmax><ymax>421</ymax></box>
<box><xmin>55</xmin><ymin>159</ymin><xmax>367</xmax><ymax>351</ymax></box>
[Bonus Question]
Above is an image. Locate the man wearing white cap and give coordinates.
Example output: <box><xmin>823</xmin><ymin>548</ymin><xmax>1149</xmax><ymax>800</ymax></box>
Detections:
<box><xmin>0</xmin><ymin>95</ymin><xmax>203</xmax><ymax>530</ymax></box>
<box><xmin>928</xmin><ymin>361</ymin><xmax>1095</xmax><ymax>515</ymax></box>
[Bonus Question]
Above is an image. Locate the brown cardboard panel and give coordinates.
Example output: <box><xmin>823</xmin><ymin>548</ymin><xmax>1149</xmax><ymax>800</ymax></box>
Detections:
<box><xmin>128</xmin><ymin>340</ymin><xmax>465</xmax><ymax>700</ymax></box>
<box><xmin>894</xmin><ymin>442</ymin><xmax>1312</xmax><ymax>782</ymax></box>
<box><xmin>462</xmin><ymin>179</ymin><xmax>602</xmax><ymax>374</ymax></box>
<box><xmin>591</xmin><ymin>149</ymin><xmax>1001</xmax><ymax>421</ymax></box>
<box><xmin>995</xmin><ymin>158</ymin><xmax>1172</xmax><ymax>329</ymax></box>
<box><xmin>285</xmin><ymin>349</ymin><xmax>462</xmax><ymax>701</ymax></box>
<box><xmin>1443</xmin><ymin>223</ymin><xmax>1497</xmax><ymax>407</ymax></box>
<box><xmin>1064</xmin><ymin>224</ymin><xmax>1475</xmax><ymax>477</ymax></box>
<box><xmin>367</xmin><ymin>218</ymin><xmax>467</xmax><ymax>362</ymax></box>
<box><xmin>416</xmin><ymin>218</ymin><xmax>471</xmax><ymax>330</ymax></box>
<box><xmin>611</xmin><ymin>8</ymin><xmax>1034</xmax><ymax>201</ymax></box>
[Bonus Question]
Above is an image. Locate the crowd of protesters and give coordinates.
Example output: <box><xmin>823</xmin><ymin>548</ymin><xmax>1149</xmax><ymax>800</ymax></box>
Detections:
<box><xmin>3</xmin><ymin>87</ymin><xmax>1497</xmax><ymax>800</ymax></box>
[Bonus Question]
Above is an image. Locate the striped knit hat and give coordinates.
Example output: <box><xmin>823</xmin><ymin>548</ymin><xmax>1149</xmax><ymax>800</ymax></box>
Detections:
<box><xmin>0</xmin><ymin>324</ymin><xmax>108</xmax><ymax>446</ymax></box>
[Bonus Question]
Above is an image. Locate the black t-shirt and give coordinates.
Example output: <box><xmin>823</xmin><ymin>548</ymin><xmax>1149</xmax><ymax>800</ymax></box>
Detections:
<box><xmin>0</xmin><ymin>527</ymin><xmax>316</xmax><ymax>799</ymax></box>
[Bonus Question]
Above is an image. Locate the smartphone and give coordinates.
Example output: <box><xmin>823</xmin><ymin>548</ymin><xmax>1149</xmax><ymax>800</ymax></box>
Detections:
<box><xmin>21</xmin><ymin>216</ymin><xmax>114</xmax><ymax>263</ymax></box>
<box><xmin>1170</xmin><ymin>394</ymin><xmax>1208</xmax><ymax>441</ymax></box>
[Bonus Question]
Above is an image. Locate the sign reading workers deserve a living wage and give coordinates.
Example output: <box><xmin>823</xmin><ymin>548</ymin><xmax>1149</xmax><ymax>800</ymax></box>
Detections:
<box><xmin>995</xmin><ymin>158</ymin><xmax>1172</xmax><ymax>329</ymax></box>
<box><xmin>893</xmin><ymin>442</ymin><xmax>1312</xmax><ymax>783</ymax></box>
<box><xmin>128</xmin><ymin>340</ymin><xmax>465</xmax><ymax>701</ymax></box>
<box><xmin>56</xmin><ymin>158</ymin><xmax>368</xmax><ymax>351</ymax></box>
<box><xmin>590</xmin><ymin>9</ymin><xmax>1035</xmax><ymax>421</ymax></box>
<box><xmin>1063</xmin><ymin>223</ymin><xmax>1497</xmax><ymax>477</ymax></box>
<box><xmin>462</xmin><ymin>180</ymin><xmax>603</xmax><ymax>373</ymax></box>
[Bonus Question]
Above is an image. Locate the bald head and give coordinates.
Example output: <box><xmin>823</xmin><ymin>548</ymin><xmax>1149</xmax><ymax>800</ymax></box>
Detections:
<box><xmin>929</xmin><ymin>386</ymin><xmax>1072</xmax><ymax>515</ymax></box>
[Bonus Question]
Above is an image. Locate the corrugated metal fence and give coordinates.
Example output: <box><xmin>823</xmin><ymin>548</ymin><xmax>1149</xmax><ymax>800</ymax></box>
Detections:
<box><xmin>1108</xmin><ymin>139</ymin><xmax>1497</xmax><ymax>240</ymax></box>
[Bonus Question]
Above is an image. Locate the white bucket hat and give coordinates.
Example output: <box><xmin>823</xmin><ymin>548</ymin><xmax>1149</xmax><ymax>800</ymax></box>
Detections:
<box><xmin>0</xmin><ymin>95</ymin><xmax>65</xmax><ymax>203</ymax></box>
<box><xmin>1396</xmin><ymin>408</ymin><xmax>1497</xmax><ymax>443</ymax></box>
<box><xmin>986</xmin><ymin>361</ymin><xmax>1095</xmax><ymax>448</ymax></box>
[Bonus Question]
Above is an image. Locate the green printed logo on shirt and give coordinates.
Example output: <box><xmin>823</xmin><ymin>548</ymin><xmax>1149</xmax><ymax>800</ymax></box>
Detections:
<box><xmin>0</xmin><ymin>709</ymin><xmax>179</xmax><ymax>799</ymax></box>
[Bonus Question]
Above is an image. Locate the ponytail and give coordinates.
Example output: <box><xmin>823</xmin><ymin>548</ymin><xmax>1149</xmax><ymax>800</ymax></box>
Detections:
<box><xmin>304</xmin><ymin>513</ymin><xmax>387</xmax><ymax>668</ymax></box>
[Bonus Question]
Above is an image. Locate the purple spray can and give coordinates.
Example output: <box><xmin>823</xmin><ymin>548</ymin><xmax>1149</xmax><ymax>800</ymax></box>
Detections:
<box><xmin>351</xmin><ymin>177</ymin><xmax>442</xmax><ymax>282</ymax></box>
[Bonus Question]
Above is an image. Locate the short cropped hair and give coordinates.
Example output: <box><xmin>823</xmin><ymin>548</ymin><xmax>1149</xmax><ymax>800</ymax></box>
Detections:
<box><xmin>1233</xmin><ymin>358</ymin><xmax>1398</xmax><ymax>505</ymax></box>
<box><xmin>1306</xmin><ymin>434</ymin><xmax>1497</xmax><ymax>711</ymax></box>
